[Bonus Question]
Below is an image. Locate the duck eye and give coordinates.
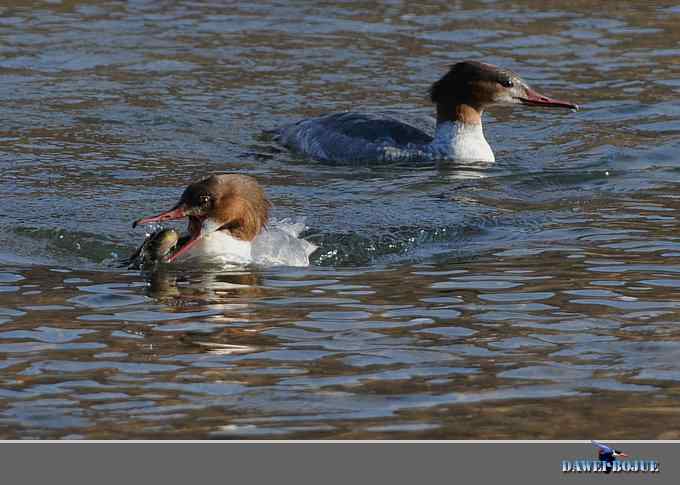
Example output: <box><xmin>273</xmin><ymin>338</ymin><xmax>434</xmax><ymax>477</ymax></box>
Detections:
<box><xmin>500</xmin><ymin>78</ymin><xmax>514</xmax><ymax>88</ymax></box>
<box><xmin>199</xmin><ymin>195</ymin><xmax>211</xmax><ymax>207</ymax></box>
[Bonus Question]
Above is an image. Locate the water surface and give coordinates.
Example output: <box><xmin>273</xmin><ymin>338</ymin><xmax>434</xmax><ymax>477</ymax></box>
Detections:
<box><xmin>1</xmin><ymin>0</ymin><xmax>680</xmax><ymax>438</ymax></box>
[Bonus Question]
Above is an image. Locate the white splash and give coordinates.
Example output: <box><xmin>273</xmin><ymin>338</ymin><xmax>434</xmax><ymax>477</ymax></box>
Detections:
<box><xmin>251</xmin><ymin>218</ymin><xmax>318</xmax><ymax>267</ymax></box>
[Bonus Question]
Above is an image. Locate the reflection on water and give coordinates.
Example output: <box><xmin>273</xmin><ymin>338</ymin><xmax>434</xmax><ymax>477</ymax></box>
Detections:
<box><xmin>1</xmin><ymin>0</ymin><xmax>680</xmax><ymax>438</ymax></box>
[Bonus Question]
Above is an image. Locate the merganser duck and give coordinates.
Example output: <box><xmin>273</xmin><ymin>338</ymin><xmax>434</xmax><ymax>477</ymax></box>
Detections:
<box><xmin>132</xmin><ymin>174</ymin><xmax>317</xmax><ymax>266</ymax></box>
<box><xmin>276</xmin><ymin>60</ymin><xmax>578</xmax><ymax>163</ymax></box>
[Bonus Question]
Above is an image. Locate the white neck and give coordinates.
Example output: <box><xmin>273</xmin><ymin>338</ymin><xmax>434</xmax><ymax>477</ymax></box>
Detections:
<box><xmin>428</xmin><ymin>121</ymin><xmax>494</xmax><ymax>162</ymax></box>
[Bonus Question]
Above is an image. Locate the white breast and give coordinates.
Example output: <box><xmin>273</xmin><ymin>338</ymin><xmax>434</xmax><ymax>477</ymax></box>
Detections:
<box><xmin>178</xmin><ymin>221</ymin><xmax>317</xmax><ymax>267</ymax></box>
<box><xmin>431</xmin><ymin>121</ymin><xmax>495</xmax><ymax>163</ymax></box>
<box><xmin>184</xmin><ymin>231</ymin><xmax>253</xmax><ymax>264</ymax></box>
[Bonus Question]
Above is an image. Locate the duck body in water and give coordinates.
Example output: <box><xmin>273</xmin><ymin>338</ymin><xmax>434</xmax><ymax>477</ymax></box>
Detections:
<box><xmin>276</xmin><ymin>61</ymin><xmax>578</xmax><ymax>163</ymax></box>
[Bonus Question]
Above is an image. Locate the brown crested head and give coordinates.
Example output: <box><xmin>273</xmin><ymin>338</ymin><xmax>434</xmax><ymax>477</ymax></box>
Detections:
<box><xmin>180</xmin><ymin>174</ymin><xmax>270</xmax><ymax>241</ymax></box>
<box><xmin>133</xmin><ymin>174</ymin><xmax>271</xmax><ymax>263</ymax></box>
<box><xmin>429</xmin><ymin>61</ymin><xmax>578</xmax><ymax>123</ymax></box>
<box><xmin>430</xmin><ymin>61</ymin><xmax>516</xmax><ymax>108</ymax></box>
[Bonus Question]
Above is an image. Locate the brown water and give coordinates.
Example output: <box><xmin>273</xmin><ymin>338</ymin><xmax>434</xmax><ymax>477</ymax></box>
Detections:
<box><xmin>1</xmin><ymin>0</ymin><xmax>680</xmax><ymax>439</ymax></box>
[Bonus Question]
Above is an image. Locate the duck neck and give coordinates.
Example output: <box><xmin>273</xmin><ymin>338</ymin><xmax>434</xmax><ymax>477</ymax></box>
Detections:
<box><xmin>429</xmin><ymin>103</ymin><xmax>494</xmax><ymax>162</ymax></box>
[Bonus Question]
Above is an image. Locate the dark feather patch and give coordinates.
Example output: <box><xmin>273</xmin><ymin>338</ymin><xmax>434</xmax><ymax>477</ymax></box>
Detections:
<box><xmin>429</xmin><ymin>61</ymin><xmax>512</xmax><ymax>103</ymax></box>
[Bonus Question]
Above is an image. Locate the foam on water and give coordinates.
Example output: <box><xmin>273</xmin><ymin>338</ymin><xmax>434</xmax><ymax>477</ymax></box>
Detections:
<box><xmin>251</xmin><ymin>218</ymin><xmax>318</xmax><ymax>267</ymax></box>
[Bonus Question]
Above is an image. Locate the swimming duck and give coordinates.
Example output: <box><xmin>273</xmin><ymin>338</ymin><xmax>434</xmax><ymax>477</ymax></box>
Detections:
<box><xmin>133</xmin><ymin>174</ymin><xmax>316</xmax><ymax>266</ymax></box>
<box><xmin>276</xmin><ymin>60</ymin><xmax>578</xmax><ymax>163</ymax></box>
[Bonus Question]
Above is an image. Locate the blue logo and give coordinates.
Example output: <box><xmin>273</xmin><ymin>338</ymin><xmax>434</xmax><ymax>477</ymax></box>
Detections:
<box><xmin>561</xmin><ymin>441</ymin><xmax>660</xmax><ymax>474</ymax></box>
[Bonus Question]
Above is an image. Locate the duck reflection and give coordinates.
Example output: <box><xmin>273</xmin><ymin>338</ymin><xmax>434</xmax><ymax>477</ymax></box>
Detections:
<box><xmin>143</xmin><ymin>264</ymin><xmax>264</xmax><ymax>302</ymax></box>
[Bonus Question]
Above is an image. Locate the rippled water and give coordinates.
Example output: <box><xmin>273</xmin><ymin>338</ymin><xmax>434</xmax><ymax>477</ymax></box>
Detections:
<box><xmin>1</xmin><ymin>0</ymin><xmax>680</xmax><ymax>438</ymax></box>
